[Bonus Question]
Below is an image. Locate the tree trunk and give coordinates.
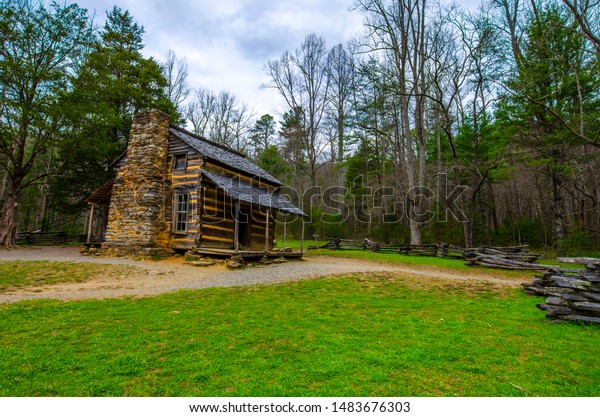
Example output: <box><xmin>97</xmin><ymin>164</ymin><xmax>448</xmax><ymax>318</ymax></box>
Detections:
<box><xmin>550</xmin><ymin>168</ymin><xmax>566</xmax><ymax>256</ymax></box>
<box><xmin>479</xmin><ymin>191</ymin><xmax>491</xmax><ymax>245</ymax></box>
<box><xmin>409</xmin><ymin>221</ymin><xmax>422</xmax><ymax>246</ymax></box>
<box><xmin>403</xmin><ymin>102</ymin><xmax>422</xmax><ymax>246</ymax></box>
<box><xmin>0</xmin><ymin>186</ymin><xmax>20</xmax><ymax>247</ymax></box>
<box><xmin>337</xmin><ymin>114</ymin><xmax>344</xmax><ymax>162</ymax></box>
<box><xmin>0</xmin><ymin>169</ymin><xmax>7</xmax><ymax>216</ymax></box>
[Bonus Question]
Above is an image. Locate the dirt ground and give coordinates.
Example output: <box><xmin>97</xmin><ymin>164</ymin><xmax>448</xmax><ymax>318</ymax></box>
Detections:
<box><xmin>0</xmin><ymin>246</ymin><xmax>522</xmax><ymax>303</ymax></box>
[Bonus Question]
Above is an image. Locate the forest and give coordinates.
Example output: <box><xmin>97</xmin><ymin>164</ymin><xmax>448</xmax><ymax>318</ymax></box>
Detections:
<box><xmin>1</xmin><ymin>0</ymin><xmax>599</xmax><ymax>256</ymax></box>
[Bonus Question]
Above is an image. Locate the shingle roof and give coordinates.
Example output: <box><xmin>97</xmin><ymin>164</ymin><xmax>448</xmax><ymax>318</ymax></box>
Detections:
<box><xmin>87</xmin><ymin>179</ymin><xmax>114</xmax><ymax>205</ymax></box>
<box><xmin>202</xmin><ymin>170</ymin><xmax>306</xmax><ymax>217</ymax></box>
<box><xmin>170</xmin><ymin>127</ymin><xmax>283</xmax><ymax>186</ymax></box>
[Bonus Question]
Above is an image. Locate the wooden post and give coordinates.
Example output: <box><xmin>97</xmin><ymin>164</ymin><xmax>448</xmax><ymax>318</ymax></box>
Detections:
<box><xmin>264</xmin><ymin>208</ymin><xmax>270</xmax><ymax>253</ymax></box>
<box><xmin>300</xmin><ymin>216</ymin><xmax>305</xmax><ymax>256</ymax></box>
<box><xmin>283</xmin><ymin>212</ymin><xmax>287</xmax><ymax>250</ymax></box>
<box><xmin>82</xmin><ymin>210</ymin><xmax>88</xmax><ymax>235</ymax></box>
<box><xmin>87</xmin><ymin>204</ymin><xmax>95</xmax><ymax>244</ymax></box>
<box><xmin>233</xmin><ymin>200</ymin><xmax>240</xmax><ymax>253</ymax></box>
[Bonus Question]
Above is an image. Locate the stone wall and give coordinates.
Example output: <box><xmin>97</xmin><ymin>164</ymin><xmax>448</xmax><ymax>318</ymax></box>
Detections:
<box><xmin>103</xmin><ymin>110</ymin><xmax>172</xmax><ymax>255</ymax></box>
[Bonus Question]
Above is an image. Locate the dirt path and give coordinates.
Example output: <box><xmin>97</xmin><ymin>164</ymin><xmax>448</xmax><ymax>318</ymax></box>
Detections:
<box><xmin>0</xmin><ymin>246</ymin><xmax>522</xmax><ymax>303</ymax></box>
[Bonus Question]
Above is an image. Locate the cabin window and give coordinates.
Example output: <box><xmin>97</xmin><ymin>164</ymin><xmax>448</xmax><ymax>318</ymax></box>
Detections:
<box><xmin>173</xmin><ymin>154</ymin><xmax>187</xmax><ymax>170</ymax></box>
<box><xmin>174</xmin><ymin>193</ymin><xmax>189</xmax><ymax>233</ymax></box>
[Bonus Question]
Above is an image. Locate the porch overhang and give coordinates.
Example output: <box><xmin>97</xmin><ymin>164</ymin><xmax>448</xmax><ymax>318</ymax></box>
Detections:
<box><xmin>201</xmin><ymin>170</ymin><xmax>306</xmax><ymax>217</ymax></box>
<box><xmin>87</xmin><ymin>179</ymin><xmax>115</xmax><ymax>206</ymax></box>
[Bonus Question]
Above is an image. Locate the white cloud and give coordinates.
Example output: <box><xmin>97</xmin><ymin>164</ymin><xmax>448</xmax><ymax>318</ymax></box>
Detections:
<box><xmin>73</xmin><ymin>0</ymin><xmax>363</xmax><ymax>119</ymax></box>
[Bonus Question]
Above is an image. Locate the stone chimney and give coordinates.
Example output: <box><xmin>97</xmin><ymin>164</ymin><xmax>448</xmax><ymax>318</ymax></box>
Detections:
<box><xmin>103</xmin><ymin>110</ymin><xmax>171</xmax><ymax>255</ymax></box>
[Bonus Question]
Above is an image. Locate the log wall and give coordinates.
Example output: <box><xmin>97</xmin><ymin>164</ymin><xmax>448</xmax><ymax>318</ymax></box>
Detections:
<box><xmin>168</xmin><ymin>140</ymin><xmax>203</xmax><ymax>250</ymax></box>
<box><xmin>198</xmin><ymin>181</ymin><xmax>276</xmax><ymax>251</ymax></box>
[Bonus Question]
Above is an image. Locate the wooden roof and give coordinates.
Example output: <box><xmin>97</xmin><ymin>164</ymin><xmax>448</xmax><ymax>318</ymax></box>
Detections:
<box><xmin>202</xmin><ymin>170</ymin><xmax>306</xmax><ymax>216</ymax></box>
<box><xmin>170</xmin><ymin>126</ymin><xmax>283</xmax><ymax>187</ymax></box>
<box><xmin>87</xmin><ymin>179</ymin><xmax>114</xmax><ymax>205</ymax></box>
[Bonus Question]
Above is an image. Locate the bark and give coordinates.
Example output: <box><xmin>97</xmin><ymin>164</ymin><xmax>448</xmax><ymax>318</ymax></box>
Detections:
<box><xmin>0</xmin><ymin>185</ymin><xmax>20</xmax><ymax>247</ymax></box>
<box><xmin>0</xmin><ymin>169</ymin><xmax>7</xmax><ymax>215</ymax></box>
<box><xmin>401</xmin><ymin>97</ymin><xmax>422</xmax><ymax>245</ymax></box>
<box><xmin>550</xmin><ymin>168</ymin><xmax>566</xmax><ymax>256</ymax></box>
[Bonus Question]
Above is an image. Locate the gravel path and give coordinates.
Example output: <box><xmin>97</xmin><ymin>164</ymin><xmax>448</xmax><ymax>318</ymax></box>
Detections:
<box><xmin>0</xmin><ymin>246</ymin><xmax>520</xmax><ymax>303</ymax></box>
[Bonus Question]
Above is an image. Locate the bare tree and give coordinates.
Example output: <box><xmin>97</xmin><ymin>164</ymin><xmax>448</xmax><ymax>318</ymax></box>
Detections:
<box><xmin>356</xmin><ymin>0</ymin><xmax>433</xmax><ymax>245</ymax></box>
<box><xmin>326</xmin><ymin>43</ymin><xmax>355</xmax><ymax>162</ymax></box>
<box><xmin>422</xmin><ymin>5</ymin><xmax>473</xmax><ymax>247</ymax></box>
<box><xmin>492</xmin><ymin>0</ymin><xmax>525</xmax><ymax>64</ymax></box>
<box><xmin>210</xmin><ymin>91</ymin><xmax>237</xmax><ymax>146</ymax></box>
<box><xmin>353</xmin><ymin>56</ymin><xmax>391</xmax><ymax>188</ymax></box>
<box><xmin>161</xmin><ymin>49</ymin><xmax>191</xmax><ymax>115</ymax></box>
<box><xmin>264</xmin><ymin>33</ymin><xmax>331</xmax><ymax>186</ymax></box>
<box><xmin>210</xmin><ymin>91</ymin><xmax>254</xmax><ymax>152</ymax></box>
<box><xmin>185</xmin><ymin>87</ymin><xmax>215</xmax><ymax>137</ymax></box>
<box><xmin>561</xmin><ymin>0</ymin><xmax>600</xmax><ymax>55</ymax></box>
<box><xmin>185</xmin><ymin>88</ymin><xmax>253</xmax><ymax>152</ymax></box>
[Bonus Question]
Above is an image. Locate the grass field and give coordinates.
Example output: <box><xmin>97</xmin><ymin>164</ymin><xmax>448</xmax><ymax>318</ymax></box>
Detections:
<box><xmin>0</xmin><ymin>261</ymin><xmax>131</xmax><ymax>292</ymax></box>
<box><xmin>1</xmin><ymin>261</ymin><xmax>599</xmax><ymax>396</ymax></box>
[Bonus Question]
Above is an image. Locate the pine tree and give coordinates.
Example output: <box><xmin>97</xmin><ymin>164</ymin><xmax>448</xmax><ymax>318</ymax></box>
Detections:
<box><xmin>52</xmin><ymin>6</ymin><xmax>178</xmax><ymax>215</ymax></box>
<box><xmin>503</xmin><ymin>6</ymin><xmax>599</xmax><ymax>255</ymax></box>
<box><xmin>248</xmin><ymin>114</ymin><xmax>276</xmax><ymax>158</ymax></box>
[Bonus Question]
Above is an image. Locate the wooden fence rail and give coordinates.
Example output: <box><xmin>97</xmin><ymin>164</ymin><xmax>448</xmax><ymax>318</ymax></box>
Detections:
<box><xmin>15</xmin><ymin>232</ymin><xmax>86</xmax><ymax>245</ymax></box>
<box><xmin>523</xmin><ymin>261</ymin><xmax>600</xmax><ymax>324</ymax></box>
<box><xmin>308</xmin><ymin>237</ymin><xmax>547</xmax><ymax>270</ymax></box>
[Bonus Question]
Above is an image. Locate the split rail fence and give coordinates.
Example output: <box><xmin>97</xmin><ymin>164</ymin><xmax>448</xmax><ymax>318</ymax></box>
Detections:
<box><xmin>523</xmin><ymin>261</ymin><xmax>600</xmax><ymax>324</ymax></box>
<box><xmin>308</xmin><ymin>237</ymin><xmax>546</xmax><ymax>270</ymax></box>
<box><xmin>15</xmin><ymin>231</ymin><xmax>86</xmax><ymax>245</ymax></box>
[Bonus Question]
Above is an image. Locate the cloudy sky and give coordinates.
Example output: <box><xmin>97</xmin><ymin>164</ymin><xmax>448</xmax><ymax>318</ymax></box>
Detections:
<box><xmin>73</xmin><ymin>0</ymin><xmax>365</xmax><ymax>118</ymax></box>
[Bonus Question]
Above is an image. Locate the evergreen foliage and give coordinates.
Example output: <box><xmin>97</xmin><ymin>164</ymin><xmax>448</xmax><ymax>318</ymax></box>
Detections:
<box><xmin>50</xmin><ymin>6</ymin><xmax>178</xmax><ymax>215</ymax></box>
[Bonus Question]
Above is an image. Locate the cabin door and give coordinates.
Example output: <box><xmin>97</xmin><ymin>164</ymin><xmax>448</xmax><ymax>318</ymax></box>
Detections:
<box><xmin>236</xmin><ymin>205</ymin><xmax>251</xmax><ymax>249</ymax></box>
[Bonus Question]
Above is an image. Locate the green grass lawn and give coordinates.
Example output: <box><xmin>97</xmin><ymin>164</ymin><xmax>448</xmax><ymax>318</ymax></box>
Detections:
<box><xmin>0</xmin><ymin>261</ymin><xmax>132</xmax><ymax>292</ymax></box>
<box><xmin>310</xmin><ymin>247</ymin><xmax>472</xmax><ymax>268</ymax></box>
<box><xmin>1</xmin><ymin>270</ymin><xmax>599</xmax><ymax>396</ymax></box>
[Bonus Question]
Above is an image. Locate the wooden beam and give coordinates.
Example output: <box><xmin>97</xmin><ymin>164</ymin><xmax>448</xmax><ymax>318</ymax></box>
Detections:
<box><xmin>283</xmin><ymin>213</ymin><xmax>287</xmax><ymax>249</ymax></box>
<box><xmin>234</xmin><ymin>200</ymin><xmax>240</xmax><ymax>253</ymax></box>
<box><xmin>201</xmin><ymin>223</ymin><xmax>233</xmax><ymax>233</ymax></box>
<box><xmin>301</xmin><ymin>217</ymin><xmax>305</xmax><ymax>255</ymax></box>
<box><xmin>87</xmin><ymin>204</ymin><xmax>95</xmax><ymax>244</ymax></box>
<box><xmin>201</xmin><ymin>235</ymin><xmax>233</xmax><ymax>244</ymax></box>
<box><xmin>264</xmin><ymin>208</ymin><xmax>270</xmax><ymax>253</ymax></box>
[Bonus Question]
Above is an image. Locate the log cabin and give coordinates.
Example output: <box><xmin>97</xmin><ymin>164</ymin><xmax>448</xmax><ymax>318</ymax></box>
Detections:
<box><xmin>86</xmin><ymin>110</ymin><xmax>305</xmax><ymax>258</ymax></box>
